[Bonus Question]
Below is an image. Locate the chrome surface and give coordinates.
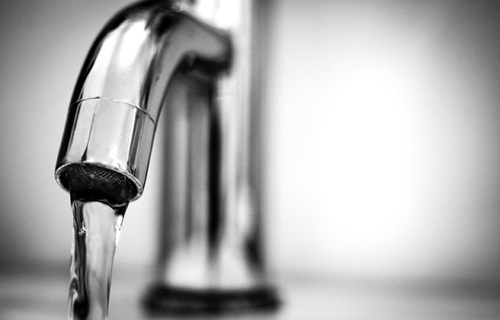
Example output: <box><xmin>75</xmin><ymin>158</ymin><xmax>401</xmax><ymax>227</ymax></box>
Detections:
<box><xmin>55</xmin><ymin>1</ymin><xmax>231</xmax><ymax>200</ymax></box>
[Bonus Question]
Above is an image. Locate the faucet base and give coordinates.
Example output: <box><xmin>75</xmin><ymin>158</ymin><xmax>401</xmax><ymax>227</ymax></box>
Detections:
<box><xmin>142</xmin><ymin>284</ymin><xmax>281</xmax><ymax>315</ymax></box>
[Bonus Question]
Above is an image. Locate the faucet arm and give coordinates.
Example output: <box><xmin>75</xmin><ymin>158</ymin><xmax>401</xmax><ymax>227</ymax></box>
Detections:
<box><xmin>55</xmin><ymin>1</ymin><xmax>231</xmax><ymax>203</ymax></box>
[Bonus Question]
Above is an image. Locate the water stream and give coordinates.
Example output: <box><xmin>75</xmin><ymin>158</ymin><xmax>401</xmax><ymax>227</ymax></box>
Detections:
<box><xmin>68</xmin><ymin>196</ymin><xmax>128</xmax><ymax>320</ymax></box>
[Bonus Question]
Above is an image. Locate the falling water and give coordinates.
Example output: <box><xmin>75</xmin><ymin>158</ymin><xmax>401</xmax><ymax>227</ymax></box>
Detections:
<box><xmin>68</xmin><ymin>196</ymin><xmax>128</xmax><ymax>320</ymax></box>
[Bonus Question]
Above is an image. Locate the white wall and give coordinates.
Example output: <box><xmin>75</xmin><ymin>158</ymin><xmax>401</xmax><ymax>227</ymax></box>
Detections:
<box><xmin>267</xmin><ymin>0</ymin><xmax>500</xmax><ymax>280</ymax></box>
<box><xmin>2</xmin><ymin>0</ymin><xmax>500</xmax><ymax>281</ymax></box>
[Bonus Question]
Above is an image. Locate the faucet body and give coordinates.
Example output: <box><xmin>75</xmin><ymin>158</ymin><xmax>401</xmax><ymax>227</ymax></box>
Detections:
<box><xmin>56</xmin><ymin>0</ymin><xmax>278</xmax><ymax>313</ymax></box>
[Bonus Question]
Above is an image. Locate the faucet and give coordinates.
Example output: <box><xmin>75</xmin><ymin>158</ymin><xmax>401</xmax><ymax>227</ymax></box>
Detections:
<box><xmin>55</xmin><ymin>0</ymin><xmax>279</xmax><ymax>314</ymax></box>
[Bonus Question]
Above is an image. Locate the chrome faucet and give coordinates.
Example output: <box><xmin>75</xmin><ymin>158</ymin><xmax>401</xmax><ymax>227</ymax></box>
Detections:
<box><xmin>55</xmin><ymin>0</ymin><xmax>279</xmax><ymax>314</ymax></box>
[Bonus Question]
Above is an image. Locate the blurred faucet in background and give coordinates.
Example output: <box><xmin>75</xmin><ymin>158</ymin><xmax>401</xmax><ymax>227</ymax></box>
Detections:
<box><xmin>55</xmin><ymin>0</ymin><xmax>279</xmax><ymax>314</ymax></box>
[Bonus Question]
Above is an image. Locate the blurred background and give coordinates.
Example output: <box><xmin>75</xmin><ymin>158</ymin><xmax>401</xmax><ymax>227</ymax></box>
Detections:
<box><xmin>2</xmin><ymin>0</ymin><xmax>500</xmax><ymax>288</ymax></box>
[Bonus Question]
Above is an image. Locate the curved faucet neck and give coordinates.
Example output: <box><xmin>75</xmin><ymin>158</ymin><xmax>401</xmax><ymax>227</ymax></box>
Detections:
<box><xmin>55</xmin><ymin>1</ymin><xmax>231</xmax><ymax>201</ymax></box>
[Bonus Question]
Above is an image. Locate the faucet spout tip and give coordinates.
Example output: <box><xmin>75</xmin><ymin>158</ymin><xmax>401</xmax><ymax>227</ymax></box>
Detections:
<box><xmin>57</xmin><ymin>164</ymin><xmax>138</xmax><ymax>205</ymax></box>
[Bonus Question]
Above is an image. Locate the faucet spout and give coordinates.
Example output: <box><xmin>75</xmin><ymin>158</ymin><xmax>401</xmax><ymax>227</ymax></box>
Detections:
<box><xmin>55</xmin><ymin>1</ymin><xmax>231</xmax><ymax>203</ymax></box>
